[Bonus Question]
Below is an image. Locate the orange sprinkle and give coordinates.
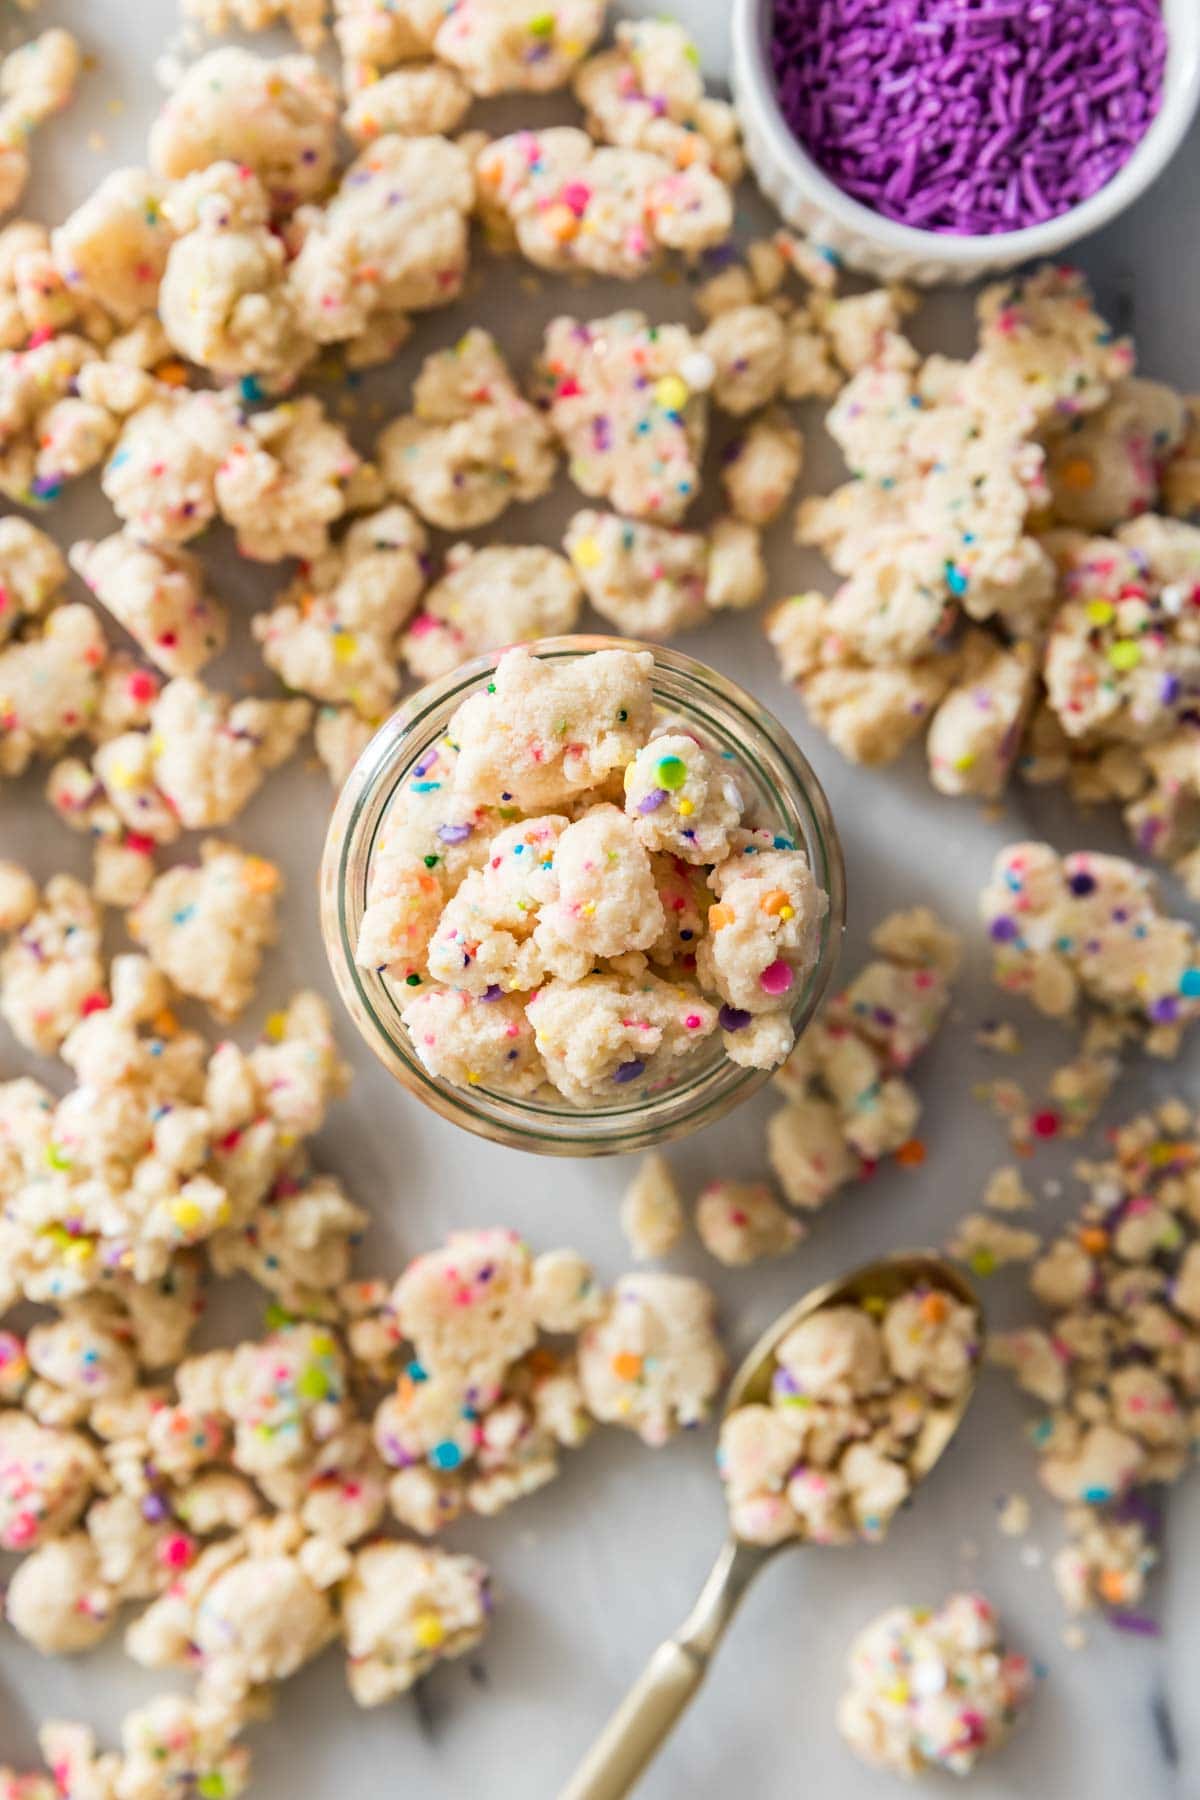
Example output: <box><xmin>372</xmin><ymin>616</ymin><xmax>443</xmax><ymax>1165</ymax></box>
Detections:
<box><xmin>1097</xmin><ymin>1569</ymin><xmax>1129</xmax><ymax>1605</ymax></box>
<box><xmin>152</xmin><ymin>1008</ymin><xmax>178</xmax><ymax>1038</ymax></box>
<box><xmin>760</xmin><ymin>888</ymin><xmax>790</xmax><ymax>917</ymax></box>
<box><xmin>1058</xmin><ymin>456</ymin><xmax>1095</xmax><ymax>492</ymax></box>
<box><xmin>153</xmin><ymin>359</ymin><xmax>189</xmax><ymax>388</ymax></box>
<box><xmin>920</xmin><ymin>1292</ymin><xmax>949</xmax><ymax>1325</ymax></box>
<box><xmin>241</xmin><ymin>856</ymin><xmax>280</xmax><ymax>895</ymax></box>
<box><xmin>545</xmin><ymin>204</ymin><xmax>579</xmax><ymax>243</ymax></box>
<box><xmin>895</xmin><ymin>1139</ymin><xmax>926</xmax><ymax>1167</ymax></box>
<box><xmin>708</xmin><ymin>902</ymin><xmax>735</xmax><ymax>932</ymax></box>
<box><xmin>1078</xmin><ymin>1226</ymin><xmax>1109</xmax><ymax>1255</ymax></box>
<box><xmin>612</xmin><ymin>1351</ymin><xmax>643</xmax><ymax>1381</ymax></box>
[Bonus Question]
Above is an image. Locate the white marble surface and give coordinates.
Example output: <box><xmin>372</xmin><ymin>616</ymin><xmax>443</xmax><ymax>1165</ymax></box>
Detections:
<box><xmin>1</xmin><ymin>2</ymin><xmax>1199</xmax><ymax>1795</ymax></box>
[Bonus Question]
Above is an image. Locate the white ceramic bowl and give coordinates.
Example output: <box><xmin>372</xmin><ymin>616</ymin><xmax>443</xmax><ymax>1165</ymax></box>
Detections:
<box><xmin>732</xmin><ymin>0</ymin><xmax>1200</xmax><ymax>285</ymax></box>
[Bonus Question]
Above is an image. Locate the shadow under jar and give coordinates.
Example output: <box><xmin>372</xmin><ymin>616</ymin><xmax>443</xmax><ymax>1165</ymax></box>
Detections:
<box><xmin>320</xmin><ymin>636</ymin><xmax>846</xmax><ymax>1156</ymax></box>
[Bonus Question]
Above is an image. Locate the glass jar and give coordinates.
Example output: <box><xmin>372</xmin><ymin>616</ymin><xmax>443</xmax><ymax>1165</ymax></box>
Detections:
<box><xmin>320</xmin><ymin>637</ymin><xmax>846</xmax><ymax>1156</ymax></box>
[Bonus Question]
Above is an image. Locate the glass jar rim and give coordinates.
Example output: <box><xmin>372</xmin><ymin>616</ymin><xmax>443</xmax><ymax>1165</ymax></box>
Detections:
<box><xmin>320</xmin><ymin>636</ymin><xmax>847</xmax><ymax>1156</ymax></box>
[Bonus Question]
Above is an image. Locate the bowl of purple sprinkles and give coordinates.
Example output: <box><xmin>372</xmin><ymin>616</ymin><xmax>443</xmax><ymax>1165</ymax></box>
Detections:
<box><xmin>732</xmin><ymin>0</ymin><xmax>1200</xmax><ymax>284</ymax></box>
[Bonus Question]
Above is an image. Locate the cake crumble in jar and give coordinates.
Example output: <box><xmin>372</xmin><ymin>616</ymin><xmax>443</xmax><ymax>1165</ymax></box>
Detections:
<box><xmin>321</xmin><ymin>638</ymin><xmax>844</xmax><ymax>1153</ymax></box>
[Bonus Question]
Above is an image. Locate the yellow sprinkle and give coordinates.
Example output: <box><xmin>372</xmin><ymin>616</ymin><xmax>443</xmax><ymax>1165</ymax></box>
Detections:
<box><xmin>171</xmin><ymin>1198</ymin><xmax>205</xmax><ymax>1233</ymax></box>
<box><xmin>571</xmin><ymin>534</ymin><xmax>601</xmax><ymax>569</ymax></box>
<box><xmin>953</xmin><ymin>751</ymin><xmax>977</xmax><ymax>772</ymax></box>
<box><xmin>63</xmin><ymin>1239</ymin><xmax>94</xmax><ymax>1266</ymax></box>
<box><xmin>779</xmin><ymin>905</ymin><xmax>794</xmax><ymax>921</ymax></box>
<box><xmin>581</xmin><ymin>901</ymin><xmax>596</xmax><ymax>917</ymax></box>
<box><xmin>1108</xmin><ymin>639</ymin><xmax>1141</xmax><ymax>672</ymax></box>
<box><xmin>1086</xmin><ymin>599</ymin><xmax>1115</xmax><ymax>626</ymax></box>
<box><xmin>412</xmin><ymin>1610</ymin><xmax>445</xmax><ymax>1650</ymax></box>
<box><xmin>654</xmin><ymin>375</ymin><xmax>689</xmax><ymax>412</ymax></box>
<box><xmin>264</xmin><ymin>1011</ymin><xmax>287</xmax><ymax>1042</ymax></box>
<box><xmin>108</xmin><ymin>762</ymin><xmax>136</xmax><ymax>790</ymax></box>
<box><xmin>676</xmin><ymin>798</ymin><xmax>693</xmax><ymax>816</ymax></box>
<box><xmin>333</xmin><ymin>633</ymin><xmax>359</xmax><ymax>663</ymax></box>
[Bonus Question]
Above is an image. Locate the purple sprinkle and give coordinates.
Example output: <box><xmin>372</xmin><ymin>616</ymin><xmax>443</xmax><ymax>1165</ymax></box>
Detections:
<box><xmin>990</xmin><ymin>916</ymin><xmax>1019</xmax><ymax>942</ymax></box>
<box><xmin>1068</xmin><ymin>871</ymin><xmax>1097</xmax><ymax>897</ymax></box>
<box><xmin>1149</xmin><ymin>995</ymin><xmax>1179</xmax><ymax>1024</ymax></box>
<box><xmin>768</xmin><ymin>0</ymin><xmax>1167</xmax><ymax>236</ymax></box>
<box><xmin>1107</xmin><ymin>1610</ymin><xmax>1162</xmax><ymax>1637</ymax></box>
<box><xmin>718</xmin><ymin>1006</ymin><xmax>753</xmax><ymax>1032</ymax></box>
<box><xmin>437</xmin><ymin>823</ymin><xmax>473</xmax><ymax>845</ymax></box>
<box><xmin>637</xmin><ymin>789</ymin><xmax>668</xmax><ymax>815</ymax></box>
<box><xmin>141</xmin><ymin>1493</ymin><xmax>169</xmax><ymax>1523</ymax></box>
<box><xmin>614</xmin><ymin>1060</ymin><xmax>646</xmax><ymax>1083</ymax></box>
<box><xmin>480</xmin><ymin>985</ymin><xmax>504</xmax><ymax>1002</ymax></box>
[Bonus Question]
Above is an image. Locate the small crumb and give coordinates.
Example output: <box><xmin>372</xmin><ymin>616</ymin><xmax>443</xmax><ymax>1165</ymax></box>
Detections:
<box><xmin>1020</xmin><ymin>1544</ymin><xmax>1044</xmax><ymax>1569</ymax></box>
<box><xmin>996</xmin><ymin>1493</ymin><xmax>1031</xmax><ymax>1537</ymax></box>
<box><xmin>694</xmin><ymin>1179</ymin><xmax>803</xmax><ymax>1266</ymax></box>
<box><xmin>976</xmin><ymin>1020</ymin><xmax>1022</xmax><ymax>1055</ymax></box>
<box><xmin>619</xmin><ymin>1153</ymin><xmax>685</xmax><ymax>1261</ymax></box>
<box><xmin>947</xmin><ymin>1213</ymin><xmax>1041</xmax><ymax>1273</ymax></box>
<box><xmin>1062</xmin><ymin>1625</ymin><xmax>1087</xmax><ymax>1651</ymax></box>
<box><xmin>984</xmin><ymin>1166</ymin><xmax>1035</xmax><ymax>1213</ymax></box>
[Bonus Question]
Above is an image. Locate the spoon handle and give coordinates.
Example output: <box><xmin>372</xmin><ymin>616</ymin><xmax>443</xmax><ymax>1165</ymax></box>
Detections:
<box><xmin>559</xmin><ymin>1538</ymin><xmax>762</xmax><ymax>1800</ymax></box>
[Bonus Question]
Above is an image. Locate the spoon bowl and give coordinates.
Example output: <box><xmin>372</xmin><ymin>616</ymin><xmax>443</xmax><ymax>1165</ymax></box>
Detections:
<box><xmin>561</xmin><ymin>1250</ymin><xmax>982</xmax><ymax>1800</ymax></box>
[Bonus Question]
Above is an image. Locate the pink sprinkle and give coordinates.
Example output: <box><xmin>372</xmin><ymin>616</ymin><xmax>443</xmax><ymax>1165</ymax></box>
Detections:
<box><xmin>759</xmin><ymin>959</ymin><xmax>795</xmax><ymax>997</ymax></box>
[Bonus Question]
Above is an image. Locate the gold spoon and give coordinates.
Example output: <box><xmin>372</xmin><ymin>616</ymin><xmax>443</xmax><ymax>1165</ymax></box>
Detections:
<box><xmin>560</xmin><ymin>1250</ymin><xmax>983</xmax><ymax>1800</ymax></box>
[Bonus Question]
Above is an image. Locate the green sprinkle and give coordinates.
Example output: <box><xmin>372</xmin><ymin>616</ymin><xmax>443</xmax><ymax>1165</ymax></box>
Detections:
<box><xmin>297</xmin><ymin>1365</ymin><xmax>329</xmax><ymax>1401</ymax></box>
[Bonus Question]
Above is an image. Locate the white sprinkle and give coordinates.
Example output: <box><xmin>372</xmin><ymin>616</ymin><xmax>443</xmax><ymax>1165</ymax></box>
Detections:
<box><xmin>679</xmin><ymin>350</ymin><xmax>716</xmax><ymax>392</ymax></box>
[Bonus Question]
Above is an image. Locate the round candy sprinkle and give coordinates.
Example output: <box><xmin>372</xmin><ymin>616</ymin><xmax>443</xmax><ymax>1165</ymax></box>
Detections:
<box><xmin>654</xmin><ymin>375</ymin><xmax>689</xmax><ymax>413</ymax></box>
<box><xmin>412</xmin><ymin>1609</ymin><xmax>446</xmax><ymax>1649</ymax></box>
<box><xmin>656</xmin><ymin>755</ymin><xmax>687</xmax><ymax>790</ymax></box>
<box><xmin>769</xmin><ymin>0</ymin><xmax>1168</xmax><ymax>237</ymax></box>
<box><xmin>759</xmin><ymin>959</ymin><xmax>795</xmax><ymax>997</ymax></box>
